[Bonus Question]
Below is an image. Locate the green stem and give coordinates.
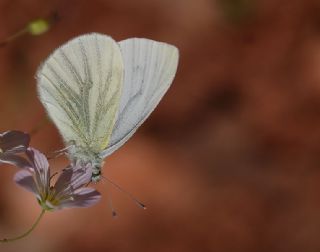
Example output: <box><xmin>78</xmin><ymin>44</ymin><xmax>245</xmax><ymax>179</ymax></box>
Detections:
<box><xmin>0</xmin><ymin>209</ymin><xmax>46</xmax><ymax>243</ymax></box>
<box><xmin>0</xmin><ymin>27</ymin><xmax>28</xmax><ymax>47</ymax></box>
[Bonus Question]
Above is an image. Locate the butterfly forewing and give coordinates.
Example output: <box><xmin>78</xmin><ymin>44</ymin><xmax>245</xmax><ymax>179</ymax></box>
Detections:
<box><xmin>101</xmin><ymin>38</ymin><xmax>179</xmax><ymax>157</ymax></box>
<box><xmin>37</xmin><ymin>33</ymin><xmax>123</xmax><ymax>153</ymax></box>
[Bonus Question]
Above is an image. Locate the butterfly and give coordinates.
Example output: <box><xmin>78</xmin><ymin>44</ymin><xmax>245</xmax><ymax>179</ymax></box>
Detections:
<box><xmin>37</xmin><ymin>33</ymin><xmax>179</xmax><ymax>182</ymax></box>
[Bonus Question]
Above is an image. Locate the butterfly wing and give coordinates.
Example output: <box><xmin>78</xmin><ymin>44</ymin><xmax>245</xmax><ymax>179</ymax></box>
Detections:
<box><xmin>101</xmin><ymin>38</ymin><xmax>179</xmax><ymax>157</ymax></box>
<box><xmin>37</xmin><ymin>33</ymin><xmax>123</xmax><ymax>153</ymax></box>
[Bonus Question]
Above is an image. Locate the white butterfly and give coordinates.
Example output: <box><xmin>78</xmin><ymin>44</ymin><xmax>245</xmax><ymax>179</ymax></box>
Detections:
<box><xmin>37</xmin><ymin>33</ymin><xmax>179</xmax><ymax>182</ymax></box>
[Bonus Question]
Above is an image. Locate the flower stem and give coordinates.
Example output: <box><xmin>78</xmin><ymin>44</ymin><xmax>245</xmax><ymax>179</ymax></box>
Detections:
<box><xmin>0</xmin><ymin>27</ymin><xmax>28</xmax><ymax>47</ymax></box>
<box><xmin>0</xmin><ymin>209</ymin><xmax>46</xmax><ymax>243</ymax></box>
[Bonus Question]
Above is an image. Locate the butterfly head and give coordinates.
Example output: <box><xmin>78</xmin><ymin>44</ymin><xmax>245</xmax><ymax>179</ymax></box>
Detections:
<box><xmin>91</xmin><ymin>169</ymin><xmax>102</xmax><ymax>183</ymax></box>
<box><xmin>90</xmin><ymin>158</ymin><xmax>104</xmax><ymax>183</ymax></box>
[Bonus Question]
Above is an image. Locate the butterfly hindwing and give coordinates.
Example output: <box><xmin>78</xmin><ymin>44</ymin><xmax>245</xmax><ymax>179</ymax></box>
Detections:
<box><xmin>101</xmin><ymin>38</ymin><xmax>179</xmax><ymax>157</ymax></box>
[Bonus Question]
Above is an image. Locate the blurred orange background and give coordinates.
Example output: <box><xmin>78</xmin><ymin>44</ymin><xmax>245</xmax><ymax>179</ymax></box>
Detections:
<box><xmin>1</xmin><ymin>0</ymin><xmax>320</xmax><ymax>251</ymax></box>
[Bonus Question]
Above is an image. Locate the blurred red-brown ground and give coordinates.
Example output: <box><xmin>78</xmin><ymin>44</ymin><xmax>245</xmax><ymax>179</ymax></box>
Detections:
<box><xmin>1</xmin><ymin>0</ymin><xmax>320</xmax><ymax>251</ymax></box>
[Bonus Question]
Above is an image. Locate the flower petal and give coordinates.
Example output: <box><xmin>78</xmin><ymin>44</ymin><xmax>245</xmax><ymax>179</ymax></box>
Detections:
<box><xmin>53</xmin><ymin>166</ymin><xmax>73</xmax><ymax>193</ymax></box>
<box><xmin>26</xmin><ymin>148</ymin><xmax>50</xmax><ymax>196</ymax></box>
<box><xmin>14</xmin><ymin>170</ymin><xmax>38</xmax><ymax>195</ymax></box>
<box><xmin>54</xmin><ymin>163</ymin><xmax>92</xmax><ymax>194</ymax></box>
<box><xmin>0</xmin><ymin>154</ymin><xmax>31</xmax><ymax>168</ymax></box>
<box><xmin>0</xmin><ymin>131</ymin><xmax>30</xmax><ymax>153</ymax></box>
<box><xmin>69</xmin><ymin>163</ymin><xmax>92</xmax><ymax>190</ymax></box>
<box><xmin>57</xmin><ymin>188</ymin><xmax>101</xmax><ymax>209</ymax></box>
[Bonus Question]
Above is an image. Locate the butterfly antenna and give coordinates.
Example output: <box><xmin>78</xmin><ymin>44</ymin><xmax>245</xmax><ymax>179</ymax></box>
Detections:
<box><xmin>101</xmin><ymin>175</ymin><xmax>146</xmax><ymax>210</ymax></box>
<box><xmin>105</xmin><ymin>181</ymin><xmax>117</xmax><ymax>217</ymax></box>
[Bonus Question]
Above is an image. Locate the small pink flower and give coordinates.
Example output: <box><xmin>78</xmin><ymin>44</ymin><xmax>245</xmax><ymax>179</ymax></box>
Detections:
<box><xmin>0</xmin><ymin>131</ymin><xmax>30</xmax><ymax>168</ymax></box>
<box><xmin>14</xmin><ymin>148</ymin><xmax>101</xmax><ymax>210</ymax></box>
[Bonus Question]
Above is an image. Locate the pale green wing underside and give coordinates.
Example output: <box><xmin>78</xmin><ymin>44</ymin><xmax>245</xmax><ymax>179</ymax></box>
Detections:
<box><xmin>101</xmin><ymin>38</ymin><xmax>179</xmax><ymax>158</ymax></box>
<box><xmin>37</xmin><ymin>33</ymin><xmax>123</xmax><ymax>153</ymax></box>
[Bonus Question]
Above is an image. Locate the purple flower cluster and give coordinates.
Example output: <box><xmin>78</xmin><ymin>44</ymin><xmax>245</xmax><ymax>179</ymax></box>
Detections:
<box><xmin>0</xmin><ymin>130</ymin><xmax>101</xmax><ymax>211</ymax></box>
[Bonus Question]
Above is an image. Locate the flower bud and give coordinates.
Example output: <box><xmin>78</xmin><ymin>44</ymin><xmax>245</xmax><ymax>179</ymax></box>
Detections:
<box><xmin>27</xmin><ymin>19</ymin><xmax>50</xmax><ymax>36</ymax></box>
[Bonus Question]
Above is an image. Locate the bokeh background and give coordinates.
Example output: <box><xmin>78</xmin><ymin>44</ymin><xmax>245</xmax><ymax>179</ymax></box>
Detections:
<box><xmin>1</xmin><ymin>0</ymin><xmax>320</xmax><ymax>251</ymax></box>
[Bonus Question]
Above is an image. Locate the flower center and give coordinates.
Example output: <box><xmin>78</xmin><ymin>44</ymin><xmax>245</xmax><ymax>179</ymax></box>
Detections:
<box><xmin>38</xmin><ymin>198</ymin><xmax>54</xmax><ymax>211</ymax></box>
